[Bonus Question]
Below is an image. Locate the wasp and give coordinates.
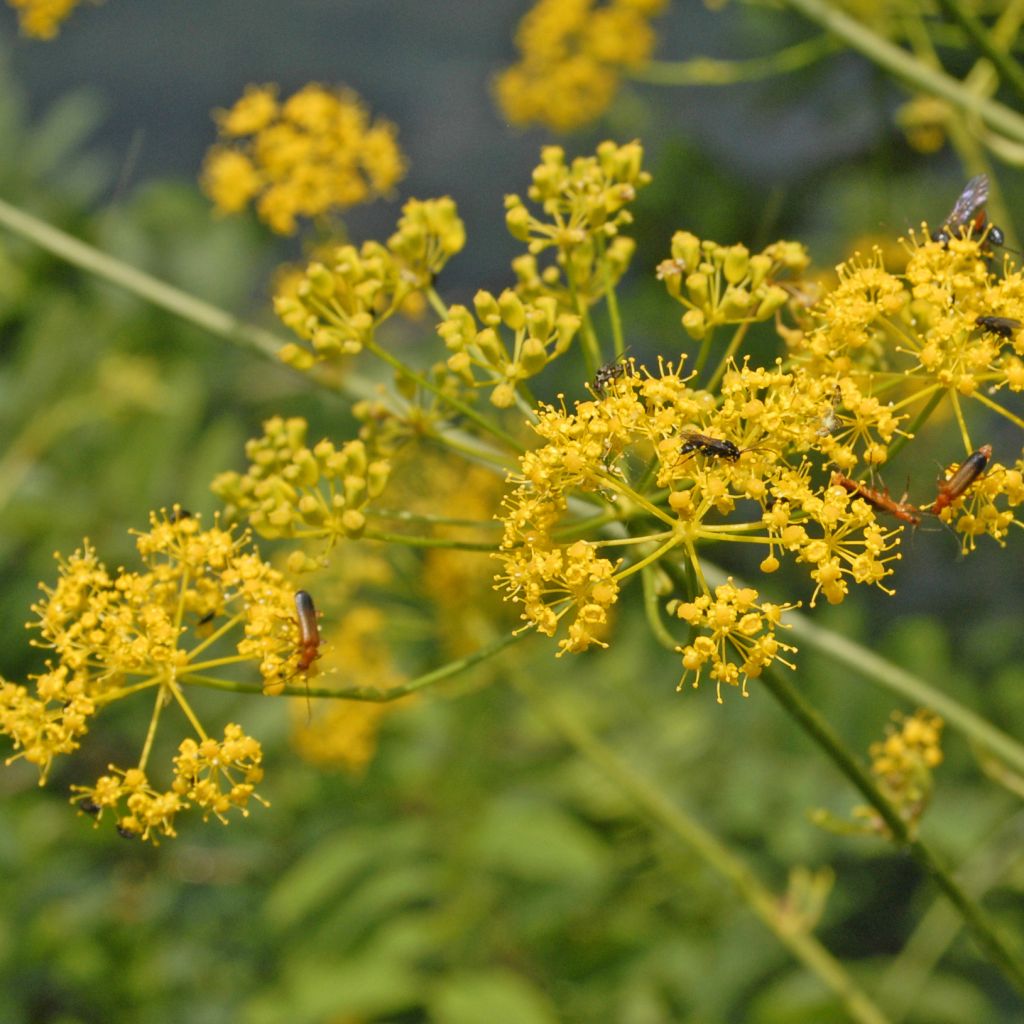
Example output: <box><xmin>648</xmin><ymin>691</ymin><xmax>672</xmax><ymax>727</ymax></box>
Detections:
<box><xmin>592</xmin><ymin>349</ymin><xmax>631</xmax><ymax>396</ymax></box>
<box><xmin>931</xmin><ymin>174</ymin><xmax>1005</xmax><ymax>247</ymax></box>
<box><xmin>929</xmin><ymin>444</ymin><xmax>992</xmax><ymax>515</ymax></box>
<box><xmin>831</xmin><ymin>473</ymin><xmax>922</xmax><ymax>526</ymax></box>
<box><xmin>976</xmin><ymin>315</ymin><xmax>1021</xmax><ymax>341</ymax></box>
<box><xmin>294</xmin><ymin>590</ymin><xmax>322</xmax><ymax>674</ymax></box>
<box><xmin>677</xmin><ymin>430</ymin><xmax>776</xmax><ymax>465</ymax></box>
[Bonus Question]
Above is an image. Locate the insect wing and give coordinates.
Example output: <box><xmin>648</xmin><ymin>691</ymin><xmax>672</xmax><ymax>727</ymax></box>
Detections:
<box><xmin>943</xmin><ymin>174</ymin><xmax>989</xmax><ymax>231</ymax></box>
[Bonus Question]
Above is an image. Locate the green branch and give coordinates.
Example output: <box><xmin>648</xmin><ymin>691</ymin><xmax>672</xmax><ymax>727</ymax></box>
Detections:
<box><xmin>511</xmin><ymin>670</ymin><xmax>892</xmax><ymax>1024</ymax></box>
<box><xmin>784</xmin><ymin>0</ymin><xmax>1024</xmax><ymax>144</ymax></box>
<box><xmin>934</xmin><ymin>0</ymin><xmax>1024</xmax><ymax>105</ymax></box>
<box><xmin>761</xmin><ymin>666</ymin><xmax>1024</xmax><ymax>995</ymax></box>
<box><xmin>181</xmin><ymin>630</ymin><xmax>525</xmax><ymax>702</ymax></box>
<box><xmin>632</xmin><ymin>34</ymin><xmax>839</xmax><ymax>85</ymax></box>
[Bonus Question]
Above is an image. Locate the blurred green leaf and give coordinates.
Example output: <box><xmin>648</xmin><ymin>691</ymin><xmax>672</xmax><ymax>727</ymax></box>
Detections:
<box><xmin>429</xmin><ymin>968</ymin><xmax>560</xmax><ymax>1024</ymax></box>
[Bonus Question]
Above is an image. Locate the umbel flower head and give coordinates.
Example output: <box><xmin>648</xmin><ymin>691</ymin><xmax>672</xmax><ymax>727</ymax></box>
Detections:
<box><xmin>0</xmin><ymin>509</ymin><xmax>317</xmax><ymax>843</ymax></box>
<box><xmin>211</xmin><ymin>415</ymin><xmax>392</xmax><ymax>571</ymax></box>
<box><xmin>273</xmin><ymin>196</ymin><xmax>466</xmax><ymax>368</ymax></box>
<box><xmin>494</xmin><ymin>355</ymin><xmax>910</xmax><ymax>699</ymax></box>
<box><xmin>201</xmin><ymin>82</ymin><xmax>407</xmax><ymax>234</ymax></box>
<box><xmin>495</xmin><ymin>0</ymin><xmax>666</xmax><ymax>131</ymax></box>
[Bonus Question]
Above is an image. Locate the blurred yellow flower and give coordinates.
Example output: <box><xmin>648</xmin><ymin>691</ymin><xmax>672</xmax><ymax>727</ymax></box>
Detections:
<box><xmin>201</xmin><ymin>83</ymin><xmax>407</xmax><ymax>234</ymax></box>
<box><xmin>7</xmin><ymin>0</ymin><xmax>89</xmax><ymax>38</ymax></box>
<box><xmin>495</xmin><ymin>0</ymin><xmax>666</xmax><ymax>131</ymax></box>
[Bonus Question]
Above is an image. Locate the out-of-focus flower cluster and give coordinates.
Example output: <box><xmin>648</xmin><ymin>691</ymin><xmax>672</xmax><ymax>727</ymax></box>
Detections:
<box><xmin>0</xmin><ymin>510</ymin><xmax>313</xmax><ymax>842</ymax></box>
<box><xmin>7</xmin><ymin>0</ymin><xmax>91</xmax><ymax>38</ymax></box>
<box><xmin>201</xmin><ymin>83</ymin><xmax>406</xmax><ymax>234</ymax></box>
<box><xmin>274</xmin><ymin>197</ymin><xmax>465</xmax><ymax>369</ymax></box>
<box><xmin>290</xmin><ymin>606</ymin><xmax>411</xmax><ymax>774</ymax></box>
<box><xmin>853</xmin><ymin>709</ymin><xmax>944</xmax><ymax>838</ymax></box>
<box><xmin>495</xmin><ymin>0</ymin><xmax>666</xmax><ymax>130</ymax></box>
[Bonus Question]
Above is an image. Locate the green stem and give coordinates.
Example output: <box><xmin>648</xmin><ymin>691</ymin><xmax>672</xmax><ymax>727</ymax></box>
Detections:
<box><xmin>425</xmin><ymin>285</ymin><xmax>450</xmax><ymax>320</ymax></box>
<box><xmin>600</xmin><ymin>238</ymin><xmax>626</xmax><ymax>358</ymax></box>
<box><xmin>760</xmin><ymin>665</ymin><xmax>1024</xmax><ymax>995</ymax></box>
<box><xmin>632</xmin><ymin>34</ymin><xmax>839</xmax><ymax>85</ymax></box>
<box><xmin>641</xmin><ymin>566</ymin><xmax>679</xmax><ymax>651</ymax></box>
<box><xmin>364</xmin><ymin>338</ymin><xmax>524</xmax><ymax>453</ymax></box>
<box><xmin>180</xmin><ymin>630</ymin><xmax>525</xmax><ymax>702</ymax></box>
<box><xmin>884</xmin><ymin>386</ymin><xmax>943</xmax><ymax>461</ymax></box>
<box><xmin>934</xmin><ymin>0</ymin><xmax>1024</xmax><ymax>105</ymax></box>
<box><xmin>878</xmin><ymin>809</ymin><xmax>1024</xmax><ymax>1022</ymax></box>
<box><xmin>510</xmin><ymin>670</ymin><xmax>892</xmax><ymax>1024</ymax></box>
<box><xmin>704</xmin><ymin>321</ymin><xmax>750</xmax><ymax>394</ymax></box>
<box><xmin>783</xmin><ymin>0</ymin><xmax>1024</xmax><ymax>144</ymax></box>
<box><xmin>362</xmin><ymin>529</ymin><xmax>497</xmax><ymax>552</ymax></box>
<box><xmin>0</xmin><ymin>196</ymin><xmax>284</xmax><ymax>363</ymax></box>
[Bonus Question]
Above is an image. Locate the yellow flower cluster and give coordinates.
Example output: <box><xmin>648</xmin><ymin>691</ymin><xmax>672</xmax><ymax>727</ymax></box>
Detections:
<box><xmin>854</xmin><ymin>710</ymin><xmax>943</xmax><ymax>838</ymax></box>
<box><xmin>495</xmin><ymin>0</ymin><xmax>666</xmax><ymax>130</ymax></box>
<box><xmin>504</xmin><ymin>141</ymin><xmax>649</xmax><ymax>310</ymax></box>
<box><xmin>274</xmin><ymin>197</ymin><xmax>465</xmax><ymax>368</ymax></box>
<box><xmin>439</xmin><ymin>292</ymin><xmax>581</xmax><ymax>407</ymax></box>
<box><xmin>657</xmin><ymin>233</ymin><xmax>810</xmax><ymax>340</ymax></box>
<box><xmin>212</xmin><ymin>416</ymin><xmax>391</xmax><ymax>570</ymax></box>
<box><xmin>495</xmin><ymin>357</ymin><xmax>906</xmax><ymax>679</ymax></box>
<box><xmin>669</xmin><ymin>581</ymin><xmax>797</xmax><ymax>703</ymax></box>
<box><xmin>201</xmin><ymin>83</ymin><xmax>406</xmax><ymax>234</ymax></box>
<box><xmin>0</xmin><ymin>510</ymin><xmax>307</xmax><ymax>841</ymax></box>
<box><xmin>7</xmin><ymin>0</ymin><xmax>86</xmax><ymax>38</ymax></box>
<box><xmin>795</xmin><ymin>235</ymin><xmax>1024</xmax><ymax>400</ymax></box>
<box><xmin>930</xmin><ymin>450</ymin><xmax>1024</xmax><ymax>553</ymax></box>
<box><xmin>70</xmin><ymin>725</ymin><xmax>265</xmax><ymax>843</ymax></box>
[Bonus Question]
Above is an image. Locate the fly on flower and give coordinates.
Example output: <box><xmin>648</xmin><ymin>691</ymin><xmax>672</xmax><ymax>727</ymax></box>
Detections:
<box><xmin>931</xmin><ymin>174</ymin><xmax>1004</xmax><ymax>247</ymax></box>
<box><xmin>976</xmin><ymin>316</ymin><xmax>1021</xmax><ymax>341</ymax></box>
<box><xmin>591</xmin><ymin>349</ymin><xmax>631</xmax><ymax>396</ymax></box>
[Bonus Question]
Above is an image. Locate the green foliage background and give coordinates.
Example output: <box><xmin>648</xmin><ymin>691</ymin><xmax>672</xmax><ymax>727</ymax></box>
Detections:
<box><xmin>1</xmin><ymin>3</ymin><xmax>1023</xmax><ymax>1022</ymax></box>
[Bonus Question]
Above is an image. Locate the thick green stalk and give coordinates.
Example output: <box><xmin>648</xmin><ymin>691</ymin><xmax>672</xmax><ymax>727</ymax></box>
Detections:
<box><xmin>511</xmin><ymin>670</ymin><xmax>892</xmax><ymax>1024</ymax></box>
<box><xmin>633</xmin><ymin>34</ymin><xmax>838</xmax><ymax>85</ymax></box>
<box><xmin>761</xmin><ymin>666</ymin><xmax>1024</xmax><ymax>996</ymax></box>
<box><xmin>784</xmin><ymin>0</ymin><xmax>1024</xmax><ymax>144</ymax></box>
<box><xmin>934</xmin><ymin>0</ymin><xmax>1024</xmax><ymax>105</ymax></box>
<box><xmin>0</xmin><ymin>196</ymin><xmax>519</xmax><ymax>471</ymax></box>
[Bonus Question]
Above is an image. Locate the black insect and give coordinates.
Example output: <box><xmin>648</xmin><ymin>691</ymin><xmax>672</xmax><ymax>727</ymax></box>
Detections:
<box><xmin>932</xmin><ymin>174</ymin><xmax>1004</xmax><ymax>247</ymax></box>
<box><xmin>116</xmin><ymin>825</ymin><xmax>139</xmax><ymax>840</ymax></box>
<box><xmin>76</xmin><ymin>797</ymin><xmax>101</xmax><ymax>818</ymax></box>
<box><xmin>592</xmin><ymin>350</ymin><xmax>631</xmax><ymax>396</ymax></box>
<box><xmin>976</xmin><ymin>315</ymin><xmax>1022</xmax><ymax>340</ymax></box>
<box><xmin>678</xmin><ymin>431</ymin><xmax>743</xmax><ymax>462</ymax></box>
